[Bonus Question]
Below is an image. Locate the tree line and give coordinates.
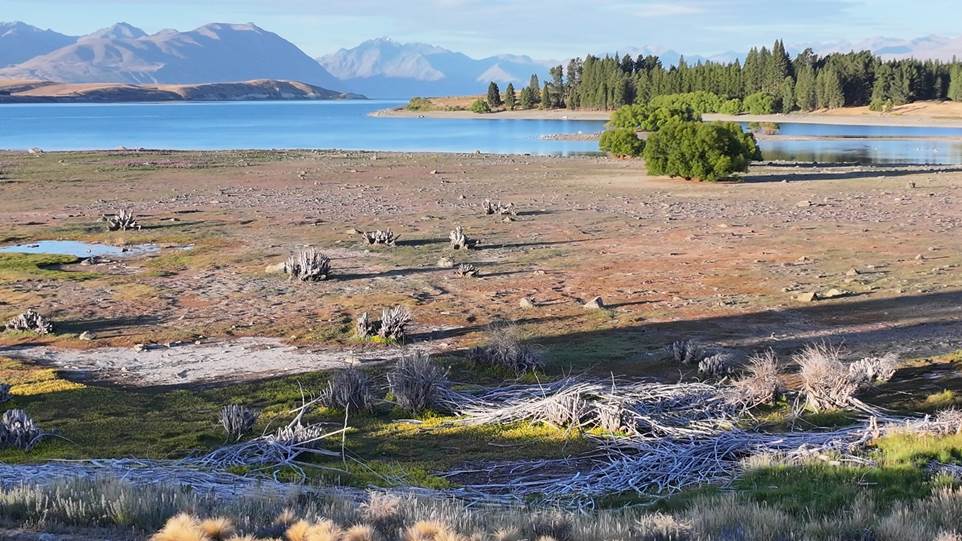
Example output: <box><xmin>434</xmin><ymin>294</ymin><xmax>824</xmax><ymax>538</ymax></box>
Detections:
<box><xmin>486</xmin><ymin>40</ymin><xmax>962</xmax><ymax>113</ymax></box>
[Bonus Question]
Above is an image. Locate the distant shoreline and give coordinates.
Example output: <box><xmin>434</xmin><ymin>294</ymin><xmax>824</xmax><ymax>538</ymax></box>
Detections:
<box><xmin>0</xmin><ymin>79</ymin><xmax>365</xmax><ymax>104</ymax></box>
<box><xmin>374</xmin><ymin>104</ymin><xmax>962</xmax><ymax>129</ymax></box>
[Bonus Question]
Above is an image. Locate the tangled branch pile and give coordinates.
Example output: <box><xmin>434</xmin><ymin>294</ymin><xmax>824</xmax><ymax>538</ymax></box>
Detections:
<box><xmin>482</xmin><ymin>199</ymin><xmax>516</xmax><ymax>216</ymax></box>
<box><xmin>360</xmin><ymin>229</ymin><xmax>399</xmax><ymax>246</ymax></box>
<box><xmin>469</xmin><ymin>323</ymin><xmax>543</xmax><ymax>375</ymax></box>
<box><xmin>463</xmin><ymin>425</ymin><xmax>874</xmax><ymax>505</ymax></box>
<box><xmin>795</xmin><ymin>344</ymin><xmax>898</xmax><ymax>413</ymax></box>
<box><xmin>319</xmin><ymin>367</ymin><xmax>375</xmax><ymax>411</ymax></box>
<box><xmin>219</xmin><ymin>405</ymin><xmax>260</xmax><ymax>442</ymax></box>
<box><xmin>0</xmin><ymin>409</ymin><xmax>47</xmax><ymax>451</ymax></box>
<box><xmin>102</xmin><ymin>209</ymin><xmax>140</xmax><ymax>231</ymax></box>
<box><xmin>455</xmin><ymin>378</ymin><xmax>743</xmax><ymax>438</ymax></box>
<box><xmin>449</xmin><ymin>226</ymin><xmax>477</xmax><ymax>250</ymax></box>
<box><xmin>5</xmin><ymin>309</ymin><xmax>53</xmax><ymax>335</ymax></box>
<box><xmin>354</xmin><ymin>305</ymin><xmax>413</xmax><ymax>342</ymax></box>
<box><xmin>200</xmin><ymin>399</ymin><xmax>344</xmax><ymax>476</ymax></box>
<box><xmin>284</xmin><ymin>248</ymin><xmax>332</xmax><ymax>282</ymax></box>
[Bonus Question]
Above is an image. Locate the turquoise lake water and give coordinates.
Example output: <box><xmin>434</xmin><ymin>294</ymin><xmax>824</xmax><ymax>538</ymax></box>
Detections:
<box><xmin>1</xmin><ymin>100</ymin><xmax>961</xmax><ymax>164</ymax></box>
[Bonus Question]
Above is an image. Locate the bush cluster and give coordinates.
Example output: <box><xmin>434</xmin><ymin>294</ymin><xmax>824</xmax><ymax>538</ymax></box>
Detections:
<box><xmin>643</xmin><ymin>120</ymin><xmax>761</xmax><ymax>181</ymax></box>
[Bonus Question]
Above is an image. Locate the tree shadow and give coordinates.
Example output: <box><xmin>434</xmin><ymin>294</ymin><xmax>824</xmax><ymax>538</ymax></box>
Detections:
<box><xmin>395</xmin><ymin>238</ymin><xmax>448</xmax><ymax>247</ymax></box>
<box><xmin>408</xmin><ymin>315</ymin><xmax>577</xmax><ymax>342</ymax></box>
<box><xmin>54</xmin><ymin>315</ymin><xmax>165</xmax><ymax>336</ymax></box>
<box><xmin>743</xmin><ymin>166</ymin><xmax>962</xmax><ymax>184</ymax></box>
<box><xmin>474</xmin><ymin>239</ymin><xmax>587</xmax><ymax>251</ymax></box>
<box><xmin>338</xmin><ymin>266</ymin><xmax>447</xmax><ymax>281</ymax></box>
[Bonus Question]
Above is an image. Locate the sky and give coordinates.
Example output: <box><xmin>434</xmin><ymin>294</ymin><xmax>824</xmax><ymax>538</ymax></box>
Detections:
<box><xmin>2</xmin><ymin>0</ymin><xmax>959</xmax><ymax>59</ymax></box>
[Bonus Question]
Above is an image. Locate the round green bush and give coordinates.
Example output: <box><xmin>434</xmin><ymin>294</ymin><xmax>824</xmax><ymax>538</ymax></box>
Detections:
<box><xmin>599</xmin><ymin>128</ymin><xmax>645</xmax><ymax>157</ymax></box>
<box><xmin>743</xmin><ymin>92</ymin><xmax>776</xmax><ymax>115</ymax></box>
<box><xmin>470</xmin><ymin>99</ymin><xmax>492</xmax><ymax>114</ymax></box>
<box><xmin>719</xmin><ymin>98</ymin><xmax>743</xmax><ymax>115</ymax></box>
<box><xmin>643</xmin><ymin>121</ymin><xmax>761</xmax><ymax>181</ymax></box>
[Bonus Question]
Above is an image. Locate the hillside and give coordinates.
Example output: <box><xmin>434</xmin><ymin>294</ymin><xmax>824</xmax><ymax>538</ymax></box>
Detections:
<box><xmin>0</xmin><ymin>23</ymin><xmax>342</xmax><ymax>89</ymax></box>
<box><xmin>0</xmin><ymin>22</ymin><xmax>76</xmax><ymax>67</ymax></box>
<box><xmin>0</xmin><ymin>79</ymin><xmax>363</xmax><ymax>103</ymax></box>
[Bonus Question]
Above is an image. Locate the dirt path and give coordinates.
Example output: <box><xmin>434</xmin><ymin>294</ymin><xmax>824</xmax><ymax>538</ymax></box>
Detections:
<box><xmin>1</xmin><ymin>338</ymin><xmax>428</xmax><ymax>386</ymax></box>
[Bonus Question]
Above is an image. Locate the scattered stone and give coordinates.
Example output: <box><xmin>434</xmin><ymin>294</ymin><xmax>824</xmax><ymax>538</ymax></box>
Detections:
<box><xmin>583</xmin><ymin>296</ymin><xmax>605</xmax><ymax>310</ymax></box>
<box><xmin>846</xmin><ymin>268</ymin><xmax>860</xmax><ymax>276</ymax></box>
<box><xmin>797</xmin><ymin>200</ymin><xmax>812</xmax><ymax>208</ymax></box>
<box><xmin>519</xmin><ymin>297</ymin><xmax>536</xmax><ymax>309</ymax></box>
<box><xmin>436</xmin><ymin>257</ymin><xmax>455</xmax><ymax>269</ymax></box>
<box><xmin>796</xmin><ymin>291</ymin><xmax>819</xmax><ymax>302</ymax></box>
<box><xmin>822</xmin><ymin>288</ymin><xmax>849</xmax><ymax>299</ymax></box>
<box><xmin>264</xmin><ymin>262</ymin><xmax>286</xmax><ymax>274</ymax></box>
<box><xmin>78</xmin><ymin>331</ymin><xmax>94</xmax><ymax>341</ymax></box>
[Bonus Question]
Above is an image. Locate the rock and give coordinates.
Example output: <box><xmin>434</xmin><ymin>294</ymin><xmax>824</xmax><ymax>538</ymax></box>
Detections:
<box><xmin>502</xmin><ymin>216</ymin><xmax>515</xmax><ymax>222</ymax></box>
<box><xmin>845</xmin><ymin>268</ymin><xmax>860</xmax><ymax>276</ymax></box>
<box><xmin>583</xmin><ymin>296</ymin><xmax>605</xmax><ymax>310</ymax></box>
<box><xmin>265</xmin><ymin>262</ymin><xmax>286</xmax><ymax>274</ymax></box>
<box><xmin>78</xmin><ymin>331</ymin><xmax>94</xmax><ymax>341</ymax></box>
<box><xmin>133</xmin><ymin>343</ymin><xmax>147</xmax><ymax>352</ymax></box>
<box><xmin>519</xmin><ymin>297</ymin><xmax>536</xmax><ymax>309</ymax></box>
<box><xmin>797</xmin><ymin>200</ymin><xmax>812</xmax><ymax>207</ymax></box>
<box><xmin>437</xmin><ymin>257</ymin><xmax>455</xmax><ymax>269</ymax></box>
<box><xmin>430</xmin><ymin>169</ymin><xmax>438</xmax><ymax>175</ymax></box>
<box><xmin>345</xmin><ymin>228</ymin><xmax>362</xmax><ymax>235</ymax></box>
<box><xmin>915</xmin><ymin>254</ymin><xmax>925</xmax><ymax>261</ymax></box>
<box><xmin>822</xmin><ymin>288</ymin><xmax>849</xmax><ymax>299</ymax></box>
<box><xmin>796</xmin><ymin>291</ymin><xmax>819</xmax><ymax>302</ymax></box>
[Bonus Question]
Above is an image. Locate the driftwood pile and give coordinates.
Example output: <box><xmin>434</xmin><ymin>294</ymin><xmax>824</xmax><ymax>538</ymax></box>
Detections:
<box><xmin>102</xmin><ymin>209</ymin><xmax>140</xmax><ymax>231</ymax></box>
<box><xmin>5</xmin><ymin>309</ymin><xmax>53</xmax><ymax>335</ymax></box>
<box><xmin>284</xmin><ymin>248</ymin><xmax>332</xmax><ymax>282</ymax></box>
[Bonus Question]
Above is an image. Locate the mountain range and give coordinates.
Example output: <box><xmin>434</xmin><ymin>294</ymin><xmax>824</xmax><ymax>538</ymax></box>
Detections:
<box><xmin>1</xmin><ymin>21</ymin><xmax>960</xmax><ymax>99</ymax></box>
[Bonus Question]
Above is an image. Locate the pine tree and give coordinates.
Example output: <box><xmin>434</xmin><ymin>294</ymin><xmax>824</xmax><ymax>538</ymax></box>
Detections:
<box><xmin>529</xmin><ymin>74</ymin><xmax>541</xmax><ymax>103</ymax></box>
<box><xmin>795</xmin><ymin>65</ymin><xmax>817</xmax><ymax>111</ymax></box>
<box><xmin>487</xmin><ymin>82</ymin><xmax>502</xmax><ymax>108</ymax></box>
<box><xmin>519</xmin><ymin>86</ymin><xmax>534</xmax><ymax>109</ymax></box>
<box><xmin>504</xmin><ymin>83</ymin><xmax>516</xmax><ymax>110</ymax></box>
<box><xmin>779</xmin><ymin>76</ymin><xmax>795</xmax><ymax>113</ymax></box>
<box><xmin>542</xmin><ymin>82</ymin><xmax>552</xmax><ymax>109</ymax></box>
<box><xmin>949</xmin><ymin>65</ymin><xmax>962</xmax><ymax>102</ymax></box>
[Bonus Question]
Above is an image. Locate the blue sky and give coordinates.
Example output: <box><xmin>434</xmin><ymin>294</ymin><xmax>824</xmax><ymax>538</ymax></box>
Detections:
<box><xmin>2</xmin><ymin>0</ymin><xmax>958</xmax><ymax>58</ymax></box>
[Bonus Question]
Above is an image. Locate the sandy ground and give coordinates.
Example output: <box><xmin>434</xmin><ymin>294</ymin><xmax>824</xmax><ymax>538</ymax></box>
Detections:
<box><xmin>378</xmin><ymin>100</ymin><xmax>962</xmax><ymax>127</ymax></box>
<box><xmin>1</xmin><ymin>150</ymin><xmax>962</xmax><ymax>385</ymax></box>
<box><xmin>1</xmin><ymin>337</ymin><xmax>431</xmax><ymax>387</ymax></box>
<box><xmin>372</xmin><ymin>107</ymin><xmax>611</xmax><ymax>121</ymax></box>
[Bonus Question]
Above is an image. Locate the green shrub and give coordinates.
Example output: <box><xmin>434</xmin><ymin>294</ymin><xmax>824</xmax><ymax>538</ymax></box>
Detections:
<box><xmin>743</xmin><ymin>92</ymin><xmax>776</xmax><ymax>114</ymax></box>
<box><xmin>599</xmin><ymin>128</ymin><xmax>645</xmax><ymax>157</ymax></box>
<box><xmin>643</xmin><ymin>120</ymin><xmax>761</xmax><ymax>181</ymax></box>
<box><xmin>719</xmin><ymin>98</ymin><xmax>743</xmax><ymax>115</ymax></box>
<box><xmin>650</xmin><ymin>91</ymin><xmax>724</xmax><ymax>116</ymax></box>
<box><xmin>609</xmin><ymin>104</ymin><xmax>694</xmax><ymax>132</ymax></box>
<box><xmin>870</xmin><ymin>98</ymin><xmax>895</xmax><ymax>112</ymax></box>
<box><xmin>470</xmin><ymin>99</ymin><xmax>492</xmax><ymax>114</ymax></box>
<box><xmin>405</xmin><ymin>97</ymin><xmax>435</xmax><ymax>111</ymax></box>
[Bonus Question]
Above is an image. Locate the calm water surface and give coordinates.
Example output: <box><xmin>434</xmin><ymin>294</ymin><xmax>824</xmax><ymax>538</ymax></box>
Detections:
<box><xmin>1</xmin><ymin>100</ymin><xmax>960</xmax><ymax>164</ymax></box>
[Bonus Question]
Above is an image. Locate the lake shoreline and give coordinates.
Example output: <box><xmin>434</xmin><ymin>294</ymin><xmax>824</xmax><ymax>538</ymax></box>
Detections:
<box><xmin>374</xmin><ymin>106</ymin><xmax>962</xmax><ymax>129</ymax></box>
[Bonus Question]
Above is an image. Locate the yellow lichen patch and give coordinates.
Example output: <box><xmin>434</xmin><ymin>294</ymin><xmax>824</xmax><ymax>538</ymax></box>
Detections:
<box><xmin>111</xmin><ymin>282</ymin><xmax>160</xmax><ymax>301</ymax></box>
<box><xmin>0</xmin><ymin>356</ymin><xmax>85</xmax><ymax>395</ymax></box>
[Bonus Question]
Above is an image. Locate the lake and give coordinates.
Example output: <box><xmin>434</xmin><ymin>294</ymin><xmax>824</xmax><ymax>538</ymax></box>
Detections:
<box><xmin>1</xmin><ymin>100</ymin><xmax>961</xmax><ymax>164</ymax></box>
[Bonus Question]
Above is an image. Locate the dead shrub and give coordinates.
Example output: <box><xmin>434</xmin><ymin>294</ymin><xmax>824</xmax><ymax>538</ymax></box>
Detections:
<box><xmin>5</xmin><ymin>309</ymin><xmax>53</xmax><ymax>335</ymax></box>
<box><xmin>361</xmin><ymin>229</ymin><xmax>400</xmax><ymax>246</ymax></box>
<box><xmin>667</xmin><ymin>340</ymin><xmax>704</xmax><ymax>365</ymax></box>
<box><xmin>469</xmin><ymin>323</ymin><xmax>543</xmax><ymax>375</ymax></box>
<box><xmin>449</xmin><ymin>226</ymin><xmax>477</xmax><ymax>250</ymax></box>
<box><xmin>320</xmin><ymin>367</ymin><xmax>375</xmax><ymax>411</ymax></box>
<box><xmin>0</xmin><ymin>409</ymin><xmax>45</xmax><ymax>451</ymax></box>
<box><xmin>730</xmin><ymin>350</ymin><xmax>782</xmax><ymax>406</ymax></box>
<box><xmin>103</xmin><ymin>209</ymin><xmax>140</xmax><ymax>231</ymax></box>
<box><xmin>284</xmin><ymin>248</ymin><xmax>332</xmax><ymax>282</ymax></box>
<box><xmin>387</xmin><ymin>350</ymin><xmax>450</xmax><ymax>413</ymax></box>
<box><xmin>219</xmin><ymin>404</ymin><xmax>259</xmax><ymax>442</ymax></box>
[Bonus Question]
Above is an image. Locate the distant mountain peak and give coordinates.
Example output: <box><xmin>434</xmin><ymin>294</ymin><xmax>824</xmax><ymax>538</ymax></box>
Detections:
<box><xmin>85</xmin><ymin>22</ymin><xmax>147</xmax><ymax>41</ymax></box>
